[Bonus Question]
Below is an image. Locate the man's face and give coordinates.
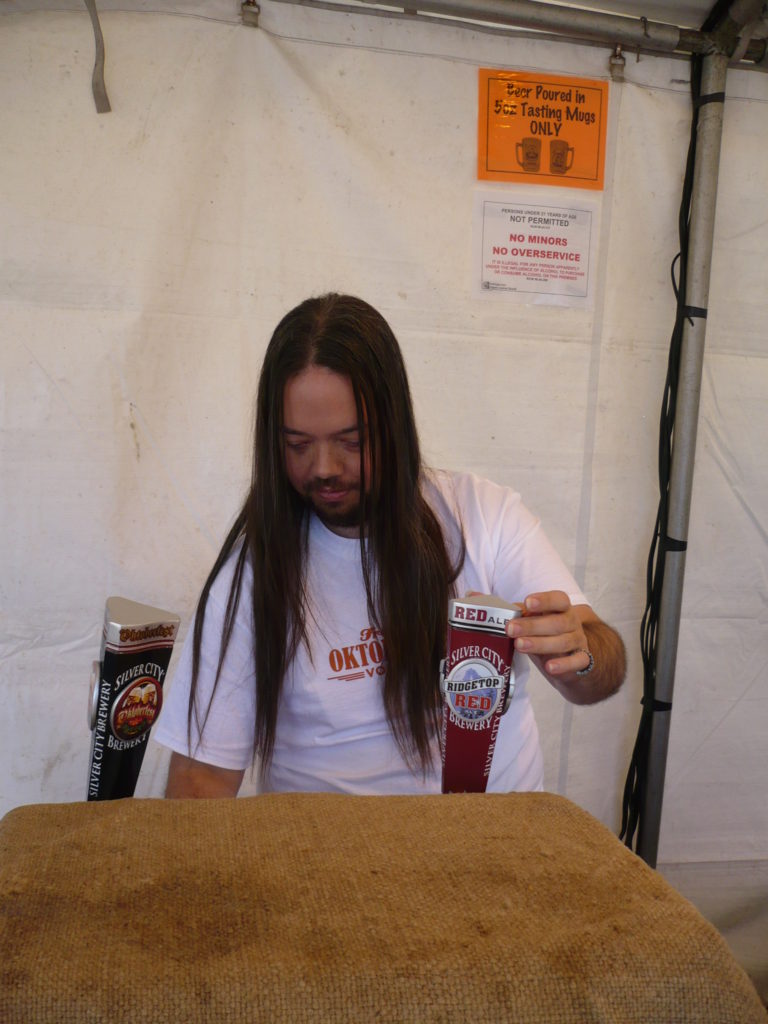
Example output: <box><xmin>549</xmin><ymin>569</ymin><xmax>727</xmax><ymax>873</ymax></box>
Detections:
<box><xmin>282</xmin><ymin>366</ymin><xmax>371</xmax><ymax>538</ymax></box>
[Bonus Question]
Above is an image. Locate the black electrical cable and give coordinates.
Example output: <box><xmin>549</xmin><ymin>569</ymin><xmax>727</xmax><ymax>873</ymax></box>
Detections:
<box><xmin>619</xmin><ymin>55</ymin><xmax>704</xmax><ymax>852</ymax></box>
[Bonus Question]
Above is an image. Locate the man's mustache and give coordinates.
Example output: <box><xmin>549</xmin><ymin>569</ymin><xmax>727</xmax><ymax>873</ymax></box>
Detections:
<box><xmin>304</xmin><ymin>477</ymin><xmax>359</xmax><ymax>495</ymax></box>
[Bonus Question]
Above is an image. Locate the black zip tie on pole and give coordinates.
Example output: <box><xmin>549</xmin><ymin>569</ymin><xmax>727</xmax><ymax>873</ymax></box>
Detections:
<box><xmin>694</xmin><ymin>91</ymin><xmax>726</xmax><ymax>107</ymax></box>
<box><xmin>641</xmin><ymin>696</ymin><xmax>673</xmax><ymax>712</ymax></box>
<box><xmin>682</xmin><ymin>304</ymin><xmax>707</xmax><ymax>326</ymax></box>
<box><xmin>84</xmin><ymin>0</ymin><xmax>111</xmax><ymax>113</ymax></box>
<box><xmin>663</xmin><ymin>536</ymin><xmax>688</xmax><ymax>552</ymax></box>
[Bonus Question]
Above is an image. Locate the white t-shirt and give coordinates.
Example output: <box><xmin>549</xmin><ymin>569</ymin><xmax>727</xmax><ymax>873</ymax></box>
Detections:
<box><xmin>153</xmin><ymin>471</ymin><xmax>587</xmax><ymax>793</ymax></box>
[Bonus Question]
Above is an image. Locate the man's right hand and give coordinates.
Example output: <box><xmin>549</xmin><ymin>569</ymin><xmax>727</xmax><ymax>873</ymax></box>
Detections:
<box><xmin>165</xmin><ymin>751</ymin><xmax>245</xmax><ymax>798</ymax></box>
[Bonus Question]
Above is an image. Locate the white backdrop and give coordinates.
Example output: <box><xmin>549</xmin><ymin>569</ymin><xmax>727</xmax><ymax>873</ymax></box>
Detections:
<box><xmin>1</xmin><ymin>2</ymin><xmax>766</xmax><ymax>863</ymax></box>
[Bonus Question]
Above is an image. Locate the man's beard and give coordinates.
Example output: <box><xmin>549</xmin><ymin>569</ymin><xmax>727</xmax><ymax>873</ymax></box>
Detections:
<box><xmin>301</xmin><ymin>477</ymin><xmax>363</xmax><ymax>530</ymax></box>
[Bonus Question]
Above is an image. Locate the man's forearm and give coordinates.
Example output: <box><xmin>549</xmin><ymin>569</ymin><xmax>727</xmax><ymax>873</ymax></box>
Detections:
<box><xmin>165</xmin><ymin>751</ymin><xmax>245</xmax><ymax>798</ymax></box>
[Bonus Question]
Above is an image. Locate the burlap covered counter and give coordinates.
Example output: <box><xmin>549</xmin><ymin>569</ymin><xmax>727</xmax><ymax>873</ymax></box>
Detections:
<box><xmin>0</xmin><ymin>792</ymin><xmax>764</xmax><ymax>1023</ymax></box>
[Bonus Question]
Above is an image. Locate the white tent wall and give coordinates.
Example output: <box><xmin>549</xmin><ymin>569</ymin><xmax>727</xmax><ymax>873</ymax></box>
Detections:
<box><xmin>1</xmin><ymin>3</ymin><xmax>766</xmax><ymax>877</ymax></box>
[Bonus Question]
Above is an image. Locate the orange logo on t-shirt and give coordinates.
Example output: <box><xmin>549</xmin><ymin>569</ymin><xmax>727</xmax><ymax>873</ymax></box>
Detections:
<box><xmin>327</xmin><ymin>627</ymin><xmax>386</xmax><ymax>682</ymax></box>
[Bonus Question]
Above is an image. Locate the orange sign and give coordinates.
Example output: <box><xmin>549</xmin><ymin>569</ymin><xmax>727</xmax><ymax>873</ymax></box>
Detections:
<box><xmin>478</xmin><ymin>70</ymin><xmax>609</xmax><ymax>190</ymax></box>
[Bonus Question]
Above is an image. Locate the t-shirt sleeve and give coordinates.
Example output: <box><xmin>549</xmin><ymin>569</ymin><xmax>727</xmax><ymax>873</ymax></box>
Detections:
<box><xmin>152</xmin><ymin>551</ymin><xmax>257</xmax><ymax>770</ymax></box>
<box><xmin>492</xmin><ymin>489</ymin><xmax>588</xmax><ymax>607</ymax></box>
<box><xmin>440</xmin><ymin>472</ymin><xmax>589</xmax><ymax>608</ymax></box>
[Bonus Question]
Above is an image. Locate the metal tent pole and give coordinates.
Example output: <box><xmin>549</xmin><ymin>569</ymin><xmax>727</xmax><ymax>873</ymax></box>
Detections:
<box><xmin>340</xmin><ymin>0</ymin><xmax>768</xmax><ymax>64</ymax></box>
<box><xmin>636</xmin><ymin>50</ymin><xmax>729</xmax><ymax>868</ymax></box>
<box><xmin>369</xmin><ymin>0</ymin><xmax>681</xmax><ymax>50</ymax></box>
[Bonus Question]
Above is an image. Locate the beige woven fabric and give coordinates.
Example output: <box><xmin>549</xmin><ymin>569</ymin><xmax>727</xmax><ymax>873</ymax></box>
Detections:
<box><xmin>0</xmin><ymin>792</ymin><xmax>764</xmax><ymax>1023</ymax></box>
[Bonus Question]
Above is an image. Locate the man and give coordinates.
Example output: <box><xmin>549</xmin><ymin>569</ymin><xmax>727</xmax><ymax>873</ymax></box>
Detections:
<box><xmin>154</xmin><ymin>293</ymin><xmax>625</xmax><ymax>798</ymax></box>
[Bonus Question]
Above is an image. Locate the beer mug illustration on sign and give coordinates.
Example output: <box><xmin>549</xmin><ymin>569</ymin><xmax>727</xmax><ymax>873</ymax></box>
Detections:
<box><xmin>515</xmin><ymin>136</ymin><xmax>541</xmax><ymax>172</ymax></box>
<box><xmin>550</xmin><ymin>139</ymin><xmax>575</xmax><ymax>174</ymax></box>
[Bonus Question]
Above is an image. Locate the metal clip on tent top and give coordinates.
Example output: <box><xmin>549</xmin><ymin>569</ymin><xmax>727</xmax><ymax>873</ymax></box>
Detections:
<box><xmin>242</xmin><ymin>1</ymin><xmax>261</xmax><ymax>27</ymax></box>
<box><xmin>609</xmin><ymin>44</ymin><xmax>626</xmax><ymax>80</ymax></box>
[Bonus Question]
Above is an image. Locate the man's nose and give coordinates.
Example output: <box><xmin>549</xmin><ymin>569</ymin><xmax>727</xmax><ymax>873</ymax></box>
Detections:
<box><xmin>313</xmin><ymin>442</ymin><xmax>343</xmax><ymax>480</ymax></box>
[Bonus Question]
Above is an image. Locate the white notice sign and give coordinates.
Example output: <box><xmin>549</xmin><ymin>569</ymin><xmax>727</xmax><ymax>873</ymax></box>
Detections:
<box><xmin>474</xmin><ymin>193</ymin><xmax>597</xmax><ymax>307</ymax></box>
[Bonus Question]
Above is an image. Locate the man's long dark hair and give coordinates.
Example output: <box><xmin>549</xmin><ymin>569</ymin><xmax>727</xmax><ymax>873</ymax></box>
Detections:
<box><xmin>188</xmin><ymin>293</ymin><xmax>463</xmax><ymax>779</ymax></box>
